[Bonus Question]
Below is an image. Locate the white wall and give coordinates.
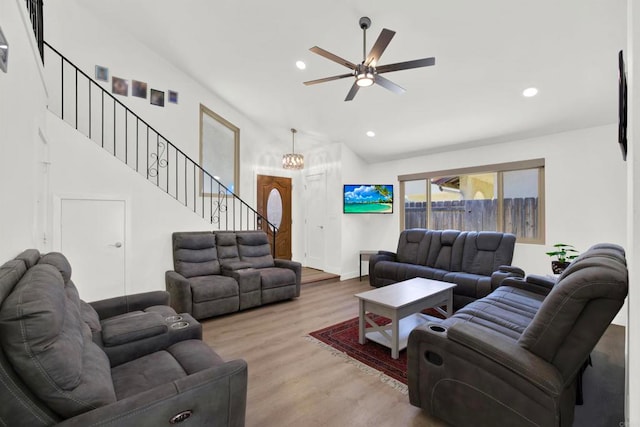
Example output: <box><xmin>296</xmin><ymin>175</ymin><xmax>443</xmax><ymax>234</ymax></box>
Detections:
<box><xmin>0</xmin><ymin>0</ymin><xmax>48</xmax><ymax>261</ymax></box>
<box><xmin>626</xmin><ymin>0</ymin><xmax>638</xmax><ymax>423</ymax></box>
<box><xmin>47</xmin><ymin>111</ymin><xmax>215</xmax><ymax>294</ymax></box>
<box><xmin>331</xmin><ymin>124</ymin><xmax>628</xmax><ymax>324</ymax></box>
<box><xmin>361</xmin><ymin>125</ymin><xmax>626</xmax><ymax>269</ymax></box>
<box><xmin>43</xmin><ymin>1</ymin><xmax>291</xmax><ymax>210</ymax></box>
<box><xmin>39</xmin><ymin>1</ymin><xmax>312</xmax><ymax>293</ymax></box>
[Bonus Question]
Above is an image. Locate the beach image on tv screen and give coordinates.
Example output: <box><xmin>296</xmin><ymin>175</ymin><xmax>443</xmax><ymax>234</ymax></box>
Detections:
<box><xmin>344</xmin><ymin>185</ymin><xmax>393</xmax><ymax>214</ymax></box>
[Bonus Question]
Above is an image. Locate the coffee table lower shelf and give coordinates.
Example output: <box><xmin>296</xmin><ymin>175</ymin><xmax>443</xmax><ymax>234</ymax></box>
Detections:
<box><xmin>363</xmin><ymin>312</ymin><xmax>429</xmax><ymax>354</ymax></box>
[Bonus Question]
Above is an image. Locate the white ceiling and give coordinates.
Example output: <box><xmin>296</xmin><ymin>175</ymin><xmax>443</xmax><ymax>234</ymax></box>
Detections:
<box><xmin>77</xmin><ymin>0</ymin><xmax>626</xmax><ymax>164</ymax></box>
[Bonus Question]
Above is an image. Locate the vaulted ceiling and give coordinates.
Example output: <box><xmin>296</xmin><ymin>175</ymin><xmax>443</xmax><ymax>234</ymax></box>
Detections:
<box><xmin>77</xmin><ymin>0</ymin><xmax>626</xmax><ymax>163</ymax></box>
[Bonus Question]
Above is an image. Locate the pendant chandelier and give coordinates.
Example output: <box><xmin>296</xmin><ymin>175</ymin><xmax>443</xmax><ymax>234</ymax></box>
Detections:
<box><xmin>282</xmin><ymin>128</ymin><xmax>304</xmax><ymax>170</ymax></box>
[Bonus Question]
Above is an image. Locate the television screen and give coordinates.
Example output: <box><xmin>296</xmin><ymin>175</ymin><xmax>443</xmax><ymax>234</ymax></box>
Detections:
<box><xmin>343</xmin><ymin>184</ymin><xmax>394</xmax><ymax>214</ymax></box>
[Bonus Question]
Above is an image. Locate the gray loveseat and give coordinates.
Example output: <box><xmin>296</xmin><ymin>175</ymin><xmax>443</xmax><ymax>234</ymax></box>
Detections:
<box><xmin>0</xmin><ymin>249</ymin><xmax>247</xmax><ymax>426</ymax></box>
<box><xmin>407</xmin><ymin>243</ymin><xmax>628</xmax><ymax>427</ymax></box>
<box><xmin>369</xmin><ymin>228</ymin><xmax>522</xmax><ymax>309</ymax></box>
<box><xmin>166</xmin><ymin>230</ymin><xmax>302</xmax><ymax>320</ymax></box>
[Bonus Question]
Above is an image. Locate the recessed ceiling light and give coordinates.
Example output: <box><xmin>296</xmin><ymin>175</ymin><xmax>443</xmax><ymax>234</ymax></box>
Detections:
<box><xmin>522</xmin><ymin>87</ymin><xmax>538</xmax><ymax>97</ymax></box>
<box><xmin>295</xmin><ymin>60</ymin><xmax>306</xmax><ymax>70</ymax></box>
<box><xmin>366</xmin><ymin>131</ymin><xmax>376</xmax><ymax>137</ymax></box>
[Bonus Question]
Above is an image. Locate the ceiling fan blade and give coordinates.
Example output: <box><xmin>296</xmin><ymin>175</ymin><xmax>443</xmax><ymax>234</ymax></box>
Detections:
<box><xmin>304</xmin><ymin>73</ymin><xmax>354</xmax><ymax>86</ymax></box>
<box><xmin>344</xmin><ymin>81</ymin><xmax>360</xmax><ymax>101</ymax></box>
<box><xmin>375</xmin><ymin>75</ymin><xmax>405</xmax><ymax>94</ymax></box>
<box><xmin>365</xmin><ymin>29</ymin><xmax>395</xmax><ymax>67</ymax></box>
<box><xmin>310</xmin><ymin>46</ymin><xmax>357</xmax><ymax>70</ymax></box>
<box><xmin>376</xmin><ymin>57</ymin><xmax>436</xmax><ymax>74</ymax></box>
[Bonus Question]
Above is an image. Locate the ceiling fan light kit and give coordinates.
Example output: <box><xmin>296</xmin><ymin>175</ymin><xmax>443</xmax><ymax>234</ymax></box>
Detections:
<box><xmin>304</xmin><ymin>16</ymin><xmax>435</xmax><ymax>101</ymax></box>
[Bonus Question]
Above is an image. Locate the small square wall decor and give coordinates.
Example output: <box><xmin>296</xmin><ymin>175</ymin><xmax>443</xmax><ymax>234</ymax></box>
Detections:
<box><xmin>132</xmin><ymin>80</ymin><xmax>148</xmax><ymax>98</ymax></box>
<box><xmin>150</xmin><ymin>89</ymin><xmax>165</xmax><ymax>107</ymax></box>
<box><xmin>95</xmin><ymin>65</ymin><xmax>109</xmax><ymax>82</ymax></box>
<box><xmin>112</xmin><ymin>77</ymin><xmax>128</xmax><ymax>96</ymax></box>
<box><xmin>168</xmin><ymin>90</ymin><xmax>178</xmax><ymax>104</ymax></box>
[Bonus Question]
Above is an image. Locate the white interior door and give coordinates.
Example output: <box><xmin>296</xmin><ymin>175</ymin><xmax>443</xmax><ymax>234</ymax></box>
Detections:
<box><xmin>305</xmin><ymin>172</ymin><xmax>326</xmax><ymax>270</ymax></box>
<box><xmin>59</xmin><ymin>198</ymin><xmax>126</xmax><ymax>301</ymax></box>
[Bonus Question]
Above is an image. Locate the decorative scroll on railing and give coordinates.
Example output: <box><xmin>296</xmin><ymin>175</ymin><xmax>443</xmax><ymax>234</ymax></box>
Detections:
<box><xmin>42</xmin><ymin>41</ymin><xmax>278</xmax><ymax>251</ymax></box>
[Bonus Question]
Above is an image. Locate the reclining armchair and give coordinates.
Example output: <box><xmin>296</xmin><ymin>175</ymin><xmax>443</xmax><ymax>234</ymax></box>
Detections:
<box><xmin>0</xmin><ymin>249</ymin><xmax>247</xmax><ymax>426</ymax></box>
<box><xmin>407</xmin><ymin>243</ymin><xmax>628</xmax><ymax>426</ymax></box>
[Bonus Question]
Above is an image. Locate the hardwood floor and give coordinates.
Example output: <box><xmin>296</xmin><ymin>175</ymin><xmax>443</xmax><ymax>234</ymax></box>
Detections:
<box><xmin>201</xmin><ymin>277</ymin><xmax>624</xmax><ymax>427</ymax></box>
<box><xmin>201</xmin><ymin>277</ymin><xmax>443</xmax><ymax>427</ymax></box>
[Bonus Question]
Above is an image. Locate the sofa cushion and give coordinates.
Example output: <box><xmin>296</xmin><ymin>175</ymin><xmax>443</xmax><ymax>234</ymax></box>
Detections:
<box><xmin>215</xmin><ymin>231</ymin><xmax>242</xmax><ymax>264</ymax></box>
<box><xmin>0</xmin><ymin>259</ymin><xmax>27</xmax><ymax>302</ymax></box>
<box><xmin>189</xmin><ymin>275</ymin><xmax>239</xmax><ymax>303</ymax></box>
<box><xmin>518</xmin><ymin>254</ymin><xmax>628</xmax><ymax>364</ymax></box>
<box><xmin>81</xmin><ymin>300</ymin><xmax>102</xmax><ymax>332</ymax></box>
<box><xmin>396</xmin><ymin>229</ymin><xmax>430</xmax><ymax>264</ymax></box>
<box><xmin>237</xmin><ymin>232</ymin><xmax>275</xmax><ymax>268</ymax></box>
<box><xmin>461</xmin><ymin>232</ymin><xmax>516</xmax><ymax>276</ymax></box>
<box><xmin>443</xmin><ymin>272</ymin><xmax>492</xmax><ymax>300</ymax></box>
<box><xmin>13</xmin><ymin>248</ymin><xmax>41</xmax><ymax>268</ymax></box>
<box><xmin>111</xmin><ymin>340</ymin><xmax>224</xmax><ymax>400</ymax></box>
<box><xmin>39</xmin><ymin>252</ymin><xmax>72</xmax><ymax>283</ymax></box>
<box><xmin>424</xmin><ymin>230</ymin><xmax>464</xmax><ymax>270</ymax></box>
<box><xmin>444</xmin><ymin>286</ymin><xmax>544</xmax><ymax>340</ymax></box>
<box><xmin>0</xmin><ymin>264</ymin><xmax>116</xmax><ymax>417</ymax></box>
<box><xmin>173</xmin><ymin>232</ymin><xmax>221</xmax><ymax>277</ymax></box>
<box><xmin>259</xmin><ymin>267</ymin><xmax>296</xmax><ymax>290</ymax></box>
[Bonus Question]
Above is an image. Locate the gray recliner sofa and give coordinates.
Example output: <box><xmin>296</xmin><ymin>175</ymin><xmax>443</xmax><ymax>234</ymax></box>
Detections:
<box><xmin>0</xmin><ymin>249</ymin><xmax>247</xmax><ymax>426</ymax></box>
<box><xmin>407</xmin><ymin>243</ymin><xmax>628</xmax><ymax>427</ymax></box>
<box><xmin>369</xmin><ymin>228</ymin><xmax>522</xmax><ymax>309</ymax></box>
<box><xmin>166</xmin><ymin>230</ymin><xmax>302</xmax><ymax>320</ymax></box>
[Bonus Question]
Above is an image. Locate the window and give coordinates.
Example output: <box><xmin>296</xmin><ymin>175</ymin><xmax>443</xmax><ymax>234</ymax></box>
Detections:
<box><xmin>399</xmin><ymin>159</ymin><xmax>544</xmax><ymax>243</ymax></box>
<box><xmin>199</xmin><ymin>104</ymin><xmax>239</xmax><ymax>195</ymax></box>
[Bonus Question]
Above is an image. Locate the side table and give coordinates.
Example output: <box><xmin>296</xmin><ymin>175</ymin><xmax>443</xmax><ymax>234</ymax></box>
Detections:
<box><xmin>359</xmin><ymin>250</ymin><xmax>378</xmax><ymax>281</ymax></box>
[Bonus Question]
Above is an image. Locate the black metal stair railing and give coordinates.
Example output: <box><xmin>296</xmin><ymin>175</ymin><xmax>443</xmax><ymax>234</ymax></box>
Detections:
<box><xmin>25</xmin><ymin>0</ymin><xmax>44</xmax><ymax>61</ymax></box>
<box><xmin>42</xmin><ymin>41</ymin><xmax>278</xmax><ymax>249</ymax></box>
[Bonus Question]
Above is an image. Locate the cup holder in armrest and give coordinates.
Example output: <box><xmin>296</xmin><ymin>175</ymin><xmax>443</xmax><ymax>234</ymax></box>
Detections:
<box><xmin>429</xmin><ymin>324</ymin><xmax>447</xmax><ymax>333</ymax></box>
<box><xmin>424</xmin><ymin>351</ymin><xmax>444</xmax><ymax>366</ymax></box>
<box><xmin>166</xmin><ymin>315</ymin><xmax>183</xmax><ymax>322</ymax></box>
<box><xmin>171</xmin><ymin>321</ymin><xmax>190</xmax><ymax>329</ymax></box>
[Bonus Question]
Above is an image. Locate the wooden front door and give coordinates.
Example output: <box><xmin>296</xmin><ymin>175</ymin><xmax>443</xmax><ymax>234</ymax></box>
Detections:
<box><xmin>257</xmin><ymin>175</ymin><xmax>292</xmax><ymax>260</ymax></box>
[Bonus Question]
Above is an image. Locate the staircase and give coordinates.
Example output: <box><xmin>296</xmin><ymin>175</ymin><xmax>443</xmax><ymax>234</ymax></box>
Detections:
<box><xmin>39</xmin><ymin>41</ymin><xmax>277</xmax><ymax>249</ymax></box>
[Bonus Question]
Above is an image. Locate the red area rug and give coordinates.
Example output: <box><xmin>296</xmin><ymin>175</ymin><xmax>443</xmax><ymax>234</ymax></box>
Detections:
<box><xmin>308</xmin><ymin>315</ymin><xmax>408</xmax><ymax>387</ymax></box>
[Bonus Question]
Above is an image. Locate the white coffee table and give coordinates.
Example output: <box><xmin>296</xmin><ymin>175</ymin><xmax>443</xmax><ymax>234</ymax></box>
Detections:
<box><xmin>354</xmin><ymin>278</ymin><xmax>456</xmax><ymax>359</ymax></box>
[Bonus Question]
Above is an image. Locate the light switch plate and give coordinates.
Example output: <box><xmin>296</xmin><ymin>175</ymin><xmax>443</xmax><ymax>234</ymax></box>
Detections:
<box><xmin>0</xmin><ymin>26</ymin><xmax>8</xmax><ymax>73</ymax></box>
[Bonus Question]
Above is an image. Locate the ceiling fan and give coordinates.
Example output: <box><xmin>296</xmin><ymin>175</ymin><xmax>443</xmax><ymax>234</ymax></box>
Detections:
<box><xmin>304</xmin><ymin>16</ymin><xmax>436</xmax><ymax>101</ymax></box>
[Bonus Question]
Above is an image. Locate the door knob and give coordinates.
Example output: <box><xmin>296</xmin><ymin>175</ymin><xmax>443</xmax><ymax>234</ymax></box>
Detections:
<box><xmin>111</xmin><ymin>242</ymin><xmax>123</xmax><ymax>248</ymax></box>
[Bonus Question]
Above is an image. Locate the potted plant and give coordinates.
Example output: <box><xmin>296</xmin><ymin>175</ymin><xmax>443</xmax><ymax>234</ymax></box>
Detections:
<box><xmin>545</xmin><ymin>243</ymin><xmax>579</xmax><ymax>274</ymax></box>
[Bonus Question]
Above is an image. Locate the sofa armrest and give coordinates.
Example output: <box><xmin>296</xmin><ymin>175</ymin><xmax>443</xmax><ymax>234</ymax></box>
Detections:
<box><xmin>490</xmin><ymin>265</ymin><xmax>525</xmax><ymax>290</ymax></box>
<box><xmin>90</xmin><ymin>291</ymin><xmax>171</xmax><ymax>319</ymax></box>
<box><xmin>378</xmin><ymin>250</ymin><xmax>397</xmax><ymax>258</ymax></box>
<box><xmin>223</xmin><ymin>268</ymin><xmax>261</xmax><ymax>292</ymax></box>
<box><xmin>368</xmin><ymin>251</ymin><xmax>397</xmax><ymax>286</ymax></box>
<box><xmin>500</xmin><ymin>274</ymin><xmax>555</xmax><ymax>296</ymax></box>
<box><xmin>101</xmin><ymin>312</ymin><xmax>168</xmax><ymax>347</ymax></box>
<box><xmin>274</xmin><ymin>259</ymin><xmax>302</xmax><ymax>283</ymax></box>
<box><xmin>56</xmin><ymin>359</ymin><xmax>248</xmax><ymax>427</ymax></box>
<box><xmin>165</xmin><ymin>271</ymin><xmax>193</xmax><ymax>315</ymax></box>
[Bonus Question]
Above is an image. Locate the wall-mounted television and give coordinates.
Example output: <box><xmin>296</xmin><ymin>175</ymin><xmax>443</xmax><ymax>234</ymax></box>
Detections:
<box><xmin>619</xmin><ymin>50</ymin><xmax>628</xmax><ymax>161</ymax></box>
<box><xmin>343</xmin><ymin>184</ymin><xmax>394</xmax><ymax>214</ymax></box>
